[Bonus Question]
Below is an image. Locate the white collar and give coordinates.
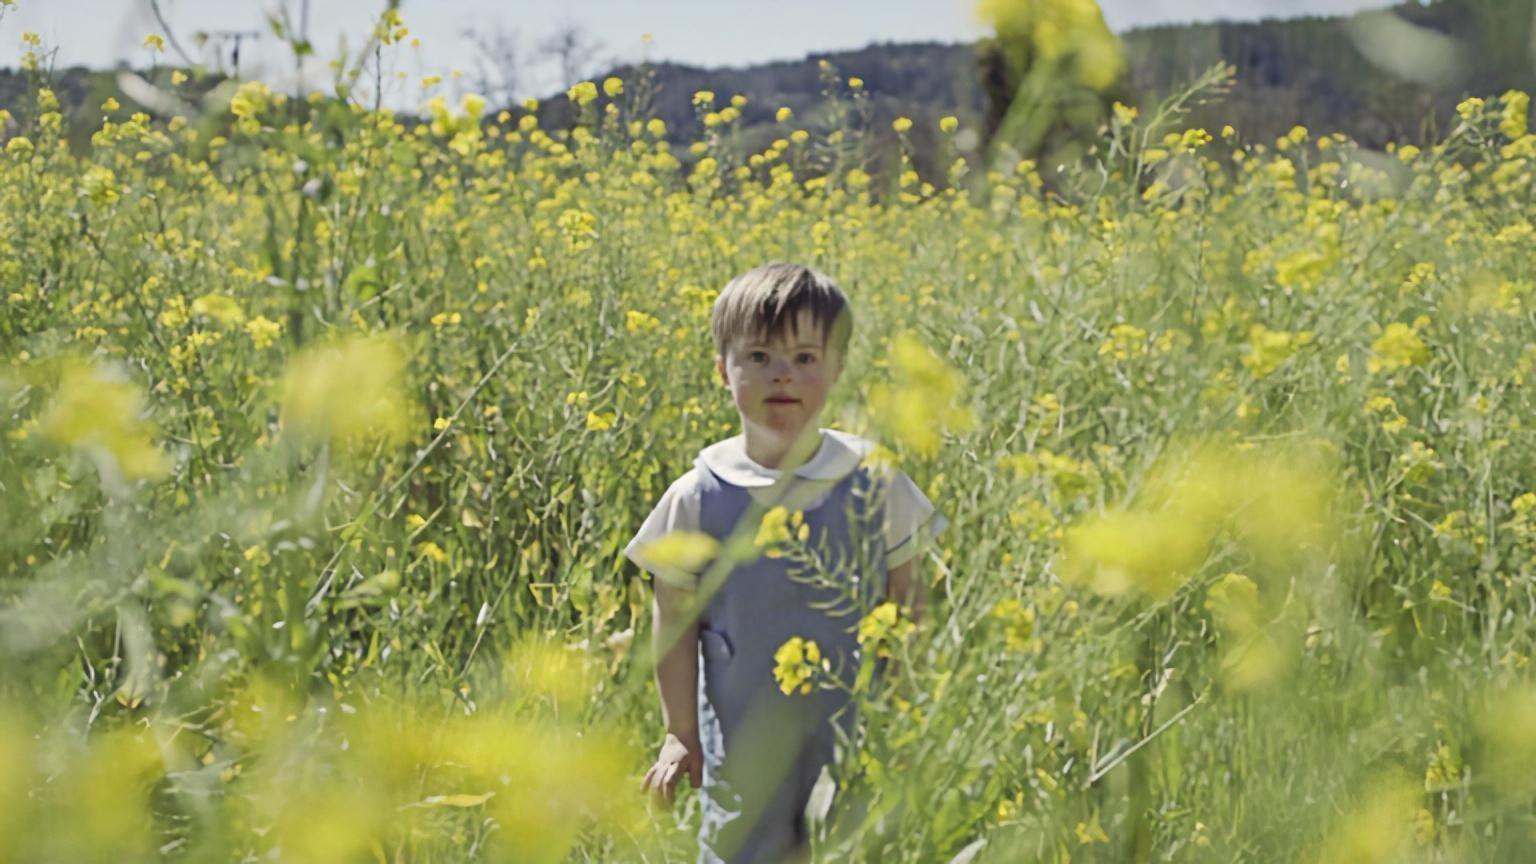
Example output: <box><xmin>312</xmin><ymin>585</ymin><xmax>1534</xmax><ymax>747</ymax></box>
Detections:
<box><xmin>696</xmin><ymin>428</ymin><xmax>875</xmax><ymax>488</ymax></box>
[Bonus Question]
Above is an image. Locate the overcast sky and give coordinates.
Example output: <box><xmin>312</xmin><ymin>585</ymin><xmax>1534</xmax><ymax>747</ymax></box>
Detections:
<box><xmin>1</xmin><ymin>0</ymin><xmax>1401</xmax><ymax>106</ymax></box>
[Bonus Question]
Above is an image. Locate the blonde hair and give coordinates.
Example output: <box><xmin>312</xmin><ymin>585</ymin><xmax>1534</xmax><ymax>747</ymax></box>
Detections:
<box><xmin>711</xmin><ymin>262</ymin><xmax>852</xmax><ymax>361</ymax></box>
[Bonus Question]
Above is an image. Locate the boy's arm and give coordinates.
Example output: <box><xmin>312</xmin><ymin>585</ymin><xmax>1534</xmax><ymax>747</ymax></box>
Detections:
<box><xmin>886</xmin><ymin>557</ymin><xmax>926</xmax><ymax>626</ymax></box>
<box><xmin>652</xmin><ymin>577</ymin><xmax>700</xmax><ymax>740</ymax></box>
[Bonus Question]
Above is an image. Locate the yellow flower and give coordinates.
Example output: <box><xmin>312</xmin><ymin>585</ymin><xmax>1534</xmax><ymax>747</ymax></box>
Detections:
<box><xmin>634</xmin><ymin>531</ymin><xmax>720</xmax><ymax>575</ymax></box>
<box><xmin>978</xmin><ymin>0</ymin><xmax>1124</xmax><ymax>91</ymax></box>
<box><xmin>939</xmin><ymin>115</ymin><xmax>959</xmax><ymax>133</ymax></box>
<box><xmin>280</xmin><ymin>334</ymin><xmax>413</xmax><ymax>452</ymax></box>
<box><xmin>866</xmin><ymin>332</ymin><xmax>974</xmax><ymax>457</ymax></box>
<box><xmin>40</xmin><ymin>359</ymin><xmax>169</xmax><ymax>482</ymax></box>
<box><xmin>692</xmin><ymin>90</ymin><xmax>715</xmax><ymax>107</ymax></box>
<box><xmin>776</xmin><ymin>106</ymin><xmax>793</xmax><ymax>122</ymax></box>
<box><xmin>754</xmin><ymin>506</ymin><xmax>799</xmax><ymax>557</ymax></box>
<box><xmin>566</xmin><ymin>81</ymin><xmax>597</xmax><ymax>106</ymax></box>
<box><xmin>1075</xmin><ymin>816</ymin><xmax>1109</xmax><ymax>844</ymax></box>
<box><xmin>602</xmin><ymin>77</ymin><xmax>624</xmax><ymax>97</ymax></box>
<box><xmin>143</xmin><ymin>32</ymin><xmax>166</xmax><ymax>51</ymax></box>
<box><xmin>101</xmin><ymin>97</ymin><xmax>120</xmax><ymax>112</ymax></box>
<box><xmin>229</xmin><ymin>80</ymin><xmax>271</xmax><ymax>119</ymax></box>
<box><xmin>772</xmin><ymin>637</ymin><xmax>823</xmax><ymax>695</ymax></box>
<box><xmin>190</xmin><ymin>294</ymin><xmax>245</xmax><ymax>326</ymax></box>
<box><xmin>625</xmin><ymin>310</ymin><xmax>660</xmax><ymax>333</ymax></box>
<box><xmin>1098</xmin><ymin>323</ymin><xmax>1148</xmax><ymax>360</ymax></box>
<box><xmin>1500</xmin><ymin>90</ymin><xmax>1529</xmax><ymax>140</ymax></box>
<box><xmin>244</xmin><ymin>316</ymin><xmax>282</xmax><ymax>349</ymax></box>
<box><xmin>892</xmin><ymin>116</ymin><xmax>913</xmax><ymax>134</ymax></box>
<box><xmin>1061</xmin><ymin>442</ymin><xmax>1337</xmax><ymax>599</ymax></box>
<box><xmin>1368</xmin><ymin>322</ymin><xmax>1430</xmax><ymax>374</ymax></box>
<box><xmin>1241</xmin><ymin>324</ymin><xmax>1312</xmax><ymax>378</ymax></box>
<box><xmin>585</xmin><ymin>411</ymin><xmax>616</xmax><ymax>431</ymax></box>
<box><xmin>848</xmin><ymin>77</ymin><xmax>863</xmax><ymax>89</ymax></box>
<box><xmin>988</xmin><ymin>599</ymin><xmax>1036</xmax><ymax>652</ymax></box>
<box><xmin>416</xmin><ymin>540</ymin><xmax>450</xmax><ymax>563</ymax></box>
<box><xmin>857</xmin><ymin>602</ymin><xmax>915</xmax><ymax>658</ymax></box>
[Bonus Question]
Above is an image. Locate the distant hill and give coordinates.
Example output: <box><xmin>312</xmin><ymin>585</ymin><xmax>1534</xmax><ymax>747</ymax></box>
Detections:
<box><xmin>2</xmin><ymin>0</ymin><xmax>1531</xmax><ymax>175</ymax></box>
<box><xmin>530</xmin><ymin>0</ymin><xmax>1536</xmax><ymax>171</ymax></box>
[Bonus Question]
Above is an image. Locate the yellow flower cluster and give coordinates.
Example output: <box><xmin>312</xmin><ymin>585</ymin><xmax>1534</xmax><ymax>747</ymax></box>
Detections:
<box><xmin>772</xmin><ymin>636</ymin><xmax>824</xmax><ymax>695</ymax></box>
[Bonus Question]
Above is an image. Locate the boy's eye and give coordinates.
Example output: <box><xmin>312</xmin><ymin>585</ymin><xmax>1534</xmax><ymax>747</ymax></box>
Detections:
<box><xmin>749</xmin><ymin>351</ymin><xmax>768</xmax><ymax>363</ymax></box>
<box><xmin>797</xmin><ymin>353</ymin><xmax>817</xmax><ymax>364</ymax></box>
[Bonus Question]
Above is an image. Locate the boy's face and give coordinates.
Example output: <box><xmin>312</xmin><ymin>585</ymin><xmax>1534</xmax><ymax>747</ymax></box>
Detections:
<box><xmin>716</xmin><ymin>309</ymin><xmax>842</xmax><ymax>449</ymax></box>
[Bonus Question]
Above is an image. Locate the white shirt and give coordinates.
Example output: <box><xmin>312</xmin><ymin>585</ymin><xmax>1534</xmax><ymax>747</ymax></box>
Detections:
<box><xmin>623</xmin><ymin>428</ymin><xmax>948</xmax><ymax>581</ymax></box>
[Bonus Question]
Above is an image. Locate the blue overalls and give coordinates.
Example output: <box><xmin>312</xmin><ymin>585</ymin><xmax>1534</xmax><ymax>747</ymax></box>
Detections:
<box><xmin>692</xmin><ymin>461</ymin><xmax>888</xmax><ymax>864</ymax></box>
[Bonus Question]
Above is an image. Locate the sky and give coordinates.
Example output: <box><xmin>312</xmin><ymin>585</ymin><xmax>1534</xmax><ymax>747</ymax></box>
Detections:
<box><xmin>0</xmin><ymin>0</ymin><xmax>1401</xmax><ymax>106</ymax></box>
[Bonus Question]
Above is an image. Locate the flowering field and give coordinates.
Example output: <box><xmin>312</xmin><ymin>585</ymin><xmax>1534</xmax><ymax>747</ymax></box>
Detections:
<box><xmin>5</xmin><ymin>4</ymin><xmax>1536</xmax><ymax>861</ymax></box>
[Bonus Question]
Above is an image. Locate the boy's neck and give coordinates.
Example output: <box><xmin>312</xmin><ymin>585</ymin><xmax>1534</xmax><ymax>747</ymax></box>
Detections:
<box><xmin>743</xmin><ymin>426</ymin><xmax>824</xmax><ymax>472</ymax></box>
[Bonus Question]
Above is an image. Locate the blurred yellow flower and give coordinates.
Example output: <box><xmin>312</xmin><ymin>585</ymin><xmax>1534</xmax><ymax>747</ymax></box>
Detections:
<box><xmin>416</xmin><ymin>540</ymin><xmax>449</xmax><ymax>563</ymax></box>
<box><xmin>866</xmin><ymin>332</ymin><xmax>974</xmax><ymax>458</ymax></box>
<box><xmin>892</xmin><ymin>116</ymin><xmax>913</xmax><ymax>134</ymax></box>
<box><xmin>776</xmin><ymin>106</ymin><xmax>793</xmax><ymax>122</ymax></box>
<box><xmin>1241</xmin><ymin>324</ymin><xmax>1312</xmax><ymax>378</ymax></box>
<box><xmin>567</xmin><ymin>81</ymin><xmax>597</xmax><ymax>106</ymax></box>
<box><xmin>1368</xmin><ymin>321</ymin><xmax>1430</xmax><ymax>373</ymax></box>
<box><xmin>229</xmin><ymin>80</ymin><xmax>270</xmax><ymax>119</ymax></box>
<box><xmin>245</xmin><ymin>315</ymin><xmax>282</xmax><ymax>349</ymax></box>
<box><xmin>1500</xmin><ymin>89</ymin><xmax>1529</xmax><ymax>140</ymax></box>
<box><xmin>634</xmin><ymin>531</ymin><xmax>719</xmax><ymax>574</ymax></box>
<box><xmin>280</xmin><ymin>333</ymin><xmax>413</xmax><ymax>452</ymax></box>
<box><xmin>1061</xmin><ymin>442</ymin><xmax>1338</xmax><ymax>599</ymax></box>
<box><xmin>585</xmin><ymin>411</ymin><xmax>615</xmax><ymax>431</ymax></box>
<box><xmin>40</xmin><ymin>359</ymin><xmax>169</xmax><ymax>483</ymax></box>
<box><xmin>190</xmin><ymin>293</ymin><xmax>245</xmax><ymax>326</ymax></box>
<box><xmin>988</xmin><ymin>598</ymin><xmax>1036</xmax><ymax>652</ymax></box>
<box><xmin>939</xmin><ymin>115</ymin><xmax>959</xmax><ymax>133</ymax></box>
<box><xmin>978</xmin><ymin>0</ymin><xmax>1124</xmax><ymax>91</ymax></box>
<box><xmin>602</xmin><ymin>77</ymin><xmax>624</xmax><ymax>97</ymax></box>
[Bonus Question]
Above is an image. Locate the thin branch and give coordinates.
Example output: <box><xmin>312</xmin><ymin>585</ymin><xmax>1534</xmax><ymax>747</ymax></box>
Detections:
<box><xmin>146</xmin><ymin>0</ymin><xmax>199</xmax><ymax>68</ymax></box>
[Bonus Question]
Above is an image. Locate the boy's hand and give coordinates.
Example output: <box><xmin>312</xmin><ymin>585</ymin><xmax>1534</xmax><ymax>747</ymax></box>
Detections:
<box><xmin>641</xmin><ymin>732</ymin><xmax>704</xmax><ymax>806</ymax></box>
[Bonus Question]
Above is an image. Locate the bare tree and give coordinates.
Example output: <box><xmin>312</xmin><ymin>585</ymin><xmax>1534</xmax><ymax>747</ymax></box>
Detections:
<box><xmin>463</xmin><ymin>23</ymin><xmax>525</xmax><ymax>106</ymax></box>
<box><xmin>538</xmin><ymin>23</ymin><xmax>602</xmax><ymax>90</ymax></box>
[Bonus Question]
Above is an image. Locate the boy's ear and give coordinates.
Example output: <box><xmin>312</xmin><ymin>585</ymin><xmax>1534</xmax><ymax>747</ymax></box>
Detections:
<box><xmin>715</xmin><ymin>354</ymin><xmax>729</xmax><ymax>387</ymax></box>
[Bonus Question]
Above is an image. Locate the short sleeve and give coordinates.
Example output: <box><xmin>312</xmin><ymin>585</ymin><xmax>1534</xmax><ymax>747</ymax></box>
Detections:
<box><xmin>623</xmin><ymin>471</ymin><xmax>704</xmax><ymax>588</ymax></box>
<box><xmin>883</xmin><ymin>470</ymin><xmax>949</xmax><ymax>569</ymax></box>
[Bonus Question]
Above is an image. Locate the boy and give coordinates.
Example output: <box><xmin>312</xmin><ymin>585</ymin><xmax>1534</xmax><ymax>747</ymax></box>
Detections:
<box><xmin>625</xmin><ymin>262</ymin><xmax>947</xmax><ymax>864</ymax></box>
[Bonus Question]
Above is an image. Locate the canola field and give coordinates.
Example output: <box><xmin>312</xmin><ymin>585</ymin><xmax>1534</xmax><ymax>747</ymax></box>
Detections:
<box><xmin>4</xmin><ymin>8</ymin><xmax>1536</xmax><ymax>862</ymax></box>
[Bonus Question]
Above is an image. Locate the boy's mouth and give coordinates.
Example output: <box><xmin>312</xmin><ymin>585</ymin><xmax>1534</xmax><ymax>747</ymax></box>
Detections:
<box><xmin>765</xmin><ymin>395</ymin><xmax>800</xmax><ymax>404</ymax></box>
